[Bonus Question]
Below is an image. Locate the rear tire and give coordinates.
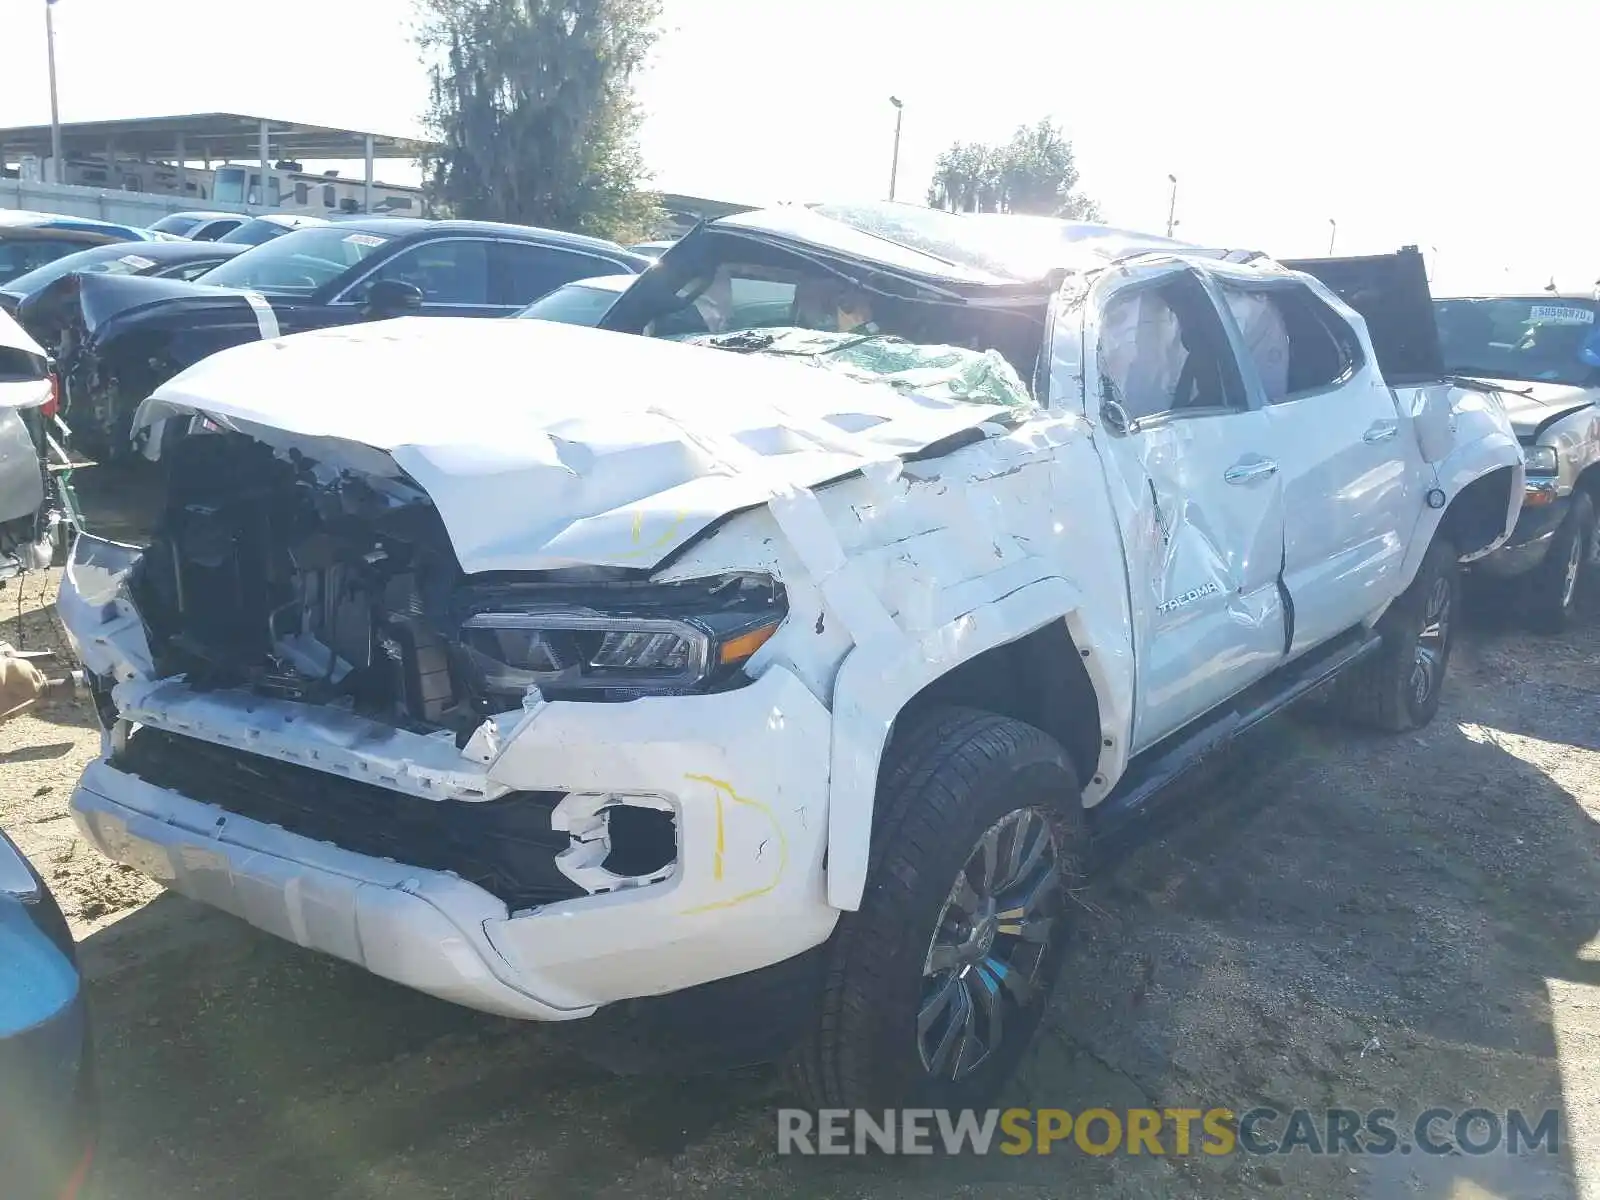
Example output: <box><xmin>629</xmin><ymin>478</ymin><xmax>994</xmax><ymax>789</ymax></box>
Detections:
<box><xmin>1526</xmin><ymin>492</ymin><xmax>1596</xmax><ymax>634</ymax></box>
<box><xmin>1338</xmin><ymin>538</ymin><xmax>1459</xmax><ymax>732</ymax></box>
<box><xmin>788</xmin><ymin>707</ymin><xmax>1085</xmax><ymax>1110</ymax></box>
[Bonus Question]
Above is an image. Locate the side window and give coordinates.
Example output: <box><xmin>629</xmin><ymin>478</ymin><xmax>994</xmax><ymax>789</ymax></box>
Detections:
<box><xmin>1221</xmin><ymin>284</ymin><xmax>1360</xmax><ymax>404</ymax></box>
<box><xmin>322</xmin><ymin>184</ymin><xmax>336</xmax><ymax>209</ymax></box>
<box><xmin>294</xmin><ymin>181</ymin><xmax>309</xmax><ymax>205</ymax></box>
<box><xmin>1098</xmin><ymin>272</ymin><xmax>1246</xmax><ymax>423</ymax></box>
<box><xmin>651</xmin><ymin>268</ymin><xmax>799</xmax><ymax>337</ymax></box>
<box><xmin>493</xmin><ymin>243</ymin><xmax>623</xmax><ymax>306</ymax></box>
<box><xmin>354</xmin><ymin>240</ymin><xmax>491</xmax><ymax>304</ymax></box>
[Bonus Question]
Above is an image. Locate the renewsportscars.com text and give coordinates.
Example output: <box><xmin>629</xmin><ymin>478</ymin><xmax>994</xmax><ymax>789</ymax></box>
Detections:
<box><xmin>776</xmin><ymin>1107</ymin><xmax>1562</xmax><ymax>1157</ymax></box>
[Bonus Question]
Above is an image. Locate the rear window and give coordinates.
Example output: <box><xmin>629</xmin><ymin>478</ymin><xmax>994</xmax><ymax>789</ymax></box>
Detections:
<box><xmin>149</xmin><ymin>214</ymin><xmax>202</xmax><ymax>237</ymax></box>
<box><xmin>1435</xmin><ymin>297</ymin><xmax>1600</xmax><ymax>386</ymax></box>
<box><xmin>517</xmin><ymin>281</ymin><xmax>626</xmax><ymax>326</ymax></box>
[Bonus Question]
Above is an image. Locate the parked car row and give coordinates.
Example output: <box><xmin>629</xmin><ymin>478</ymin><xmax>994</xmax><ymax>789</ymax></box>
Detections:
<box><xmin>0</xmin><ymin>210</ymin><xmax>181</xmax><ymax>283</ymax></box>
<box><xmin>0</xmin><ymin>210</ymin><xmax>655</xmax><ymax>458</ymax></box>
<box><xmin>46</xmin><ymin>201</ymin><xmax>1534</xmax><ymax>1123</ymax></box>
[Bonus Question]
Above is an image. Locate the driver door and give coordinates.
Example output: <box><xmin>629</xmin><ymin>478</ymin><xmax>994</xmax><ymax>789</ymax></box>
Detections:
<box><xmin>328</xmin><ymin>237</ymin><xmax>507</xmax><ymax>321</ymax></box>
<box><xmin>1085</xmin><ymin>266</ymin><xmax>1288</xmax><ymax>752</ymax></box>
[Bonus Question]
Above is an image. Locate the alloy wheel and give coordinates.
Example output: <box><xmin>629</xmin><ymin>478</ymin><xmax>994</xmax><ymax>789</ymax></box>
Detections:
<box><xmin>917</xmin><ymin>808</ymin><xmax>1064</xmax><ymax>1081</ymax></box>
<box><xmin>1560</xmin><ymin>532</ymin><xmax>1584</xmax><ymax>610</ymax></box>
<box><xmin>1411</xmin><ymin>575</ymin><xmax>1452</xmax><ymax>707</ymax></box>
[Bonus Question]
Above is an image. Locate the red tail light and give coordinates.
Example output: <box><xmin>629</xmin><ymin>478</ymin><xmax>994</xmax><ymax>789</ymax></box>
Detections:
<box><xmin>41</xmin><ymin>374</ymin><xmax>60</xmax><ymax>420</ymax></box>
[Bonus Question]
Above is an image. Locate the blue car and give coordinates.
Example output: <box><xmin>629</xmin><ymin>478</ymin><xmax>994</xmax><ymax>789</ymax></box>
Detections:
<box><xmin>0</xmin><ymin>829</ymin><xmax>94</xmax><ymax>1199</ymax></box>
<box><xmin>0</xmin><ymin>210</ymin><xmax>178</xmax><ymax>285</ymax></box>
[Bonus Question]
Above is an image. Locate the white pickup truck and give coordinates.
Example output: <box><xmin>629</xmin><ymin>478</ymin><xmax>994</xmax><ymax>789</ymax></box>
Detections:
<box><xmin>58</xmin><ymin>206</ymin><xmax>1522</xmax><ymax>1110</ymax></box>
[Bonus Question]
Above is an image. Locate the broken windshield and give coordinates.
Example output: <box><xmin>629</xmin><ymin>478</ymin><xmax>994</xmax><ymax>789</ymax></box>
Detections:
<box><xmin>689</xmin><ymin>327</ymin><xmax>1035</xmax><ymax>410</ymax></box>
<box><xmin>1435</xmin><ymin>297</ymin><xmax>1600</xmax><ymax>386</ymax></box>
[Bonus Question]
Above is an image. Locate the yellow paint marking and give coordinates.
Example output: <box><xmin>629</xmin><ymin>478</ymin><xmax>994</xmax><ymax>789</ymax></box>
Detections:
<box><xmin>680</xmin><ymin>773</ymin><xmax>789</xmax><ymax>915</ymax></box>
<box><xmin>615</xmin><ymin>509</ymin><xmax>691</xmax><ymax>560</ymax></box>
<box><xmin>711</xmin><ymin>785</ymin><xmax>726</xmax><ymax>880</ymax></box>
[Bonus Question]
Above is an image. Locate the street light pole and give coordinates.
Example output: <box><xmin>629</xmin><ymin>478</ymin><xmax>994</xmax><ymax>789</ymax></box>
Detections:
<box><xmin>45</xmin><ymin>0</ymin><xmax>63</xmax><ymax>184</ymax></box>
<box><xmin>1165</xmin><ymin>174</ymin><xmax>1178</xmax><ymax>238</ymax></box>
<box><xmin>1327</xmin><ymin>217</ymin><xmax>1337</xmax><ymax>255</ymax></box>
<box><xmin>888</xmin><ymin>96</ymin><xmax>903</xmax><ymax>202</ymax></box>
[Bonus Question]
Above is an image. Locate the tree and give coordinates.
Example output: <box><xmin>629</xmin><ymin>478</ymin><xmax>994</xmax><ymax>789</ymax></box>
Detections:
<box><xmin>415</xmin><ymin>0</ymin><xmax>662</xmax><ymax>241</ymax></box>
<box><xmin>926</xmin><ymin>118</ymin><xmax>1100</xmax><ymax>221</ymax></box>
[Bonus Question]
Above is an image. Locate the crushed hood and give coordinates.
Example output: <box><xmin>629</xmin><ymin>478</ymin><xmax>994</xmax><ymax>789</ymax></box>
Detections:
<box><xmin>134</xmin><ymin>316</ymin><xmax>1013</xmax><ymax>574</ymax></box>
<box><xmin>1466</xmin><ymin>378</ymin><xmax>1598</xmax><ymax>439</ymax></box>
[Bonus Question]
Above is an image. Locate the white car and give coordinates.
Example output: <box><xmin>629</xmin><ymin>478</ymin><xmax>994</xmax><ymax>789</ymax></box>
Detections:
<box><xmin>58</xmin><ymin>205</ymin><xmax>1522</xmax><ymax>1109</ymax></box>
<box><xmin>1434</xmin><ymin>292</ymin><xmax>1600</xmax><ymax>629</ymax></box>
<box><xmin>0</xmin><ymin>309</ymin><xmax>73</xmax><ymax>582</ymax></box>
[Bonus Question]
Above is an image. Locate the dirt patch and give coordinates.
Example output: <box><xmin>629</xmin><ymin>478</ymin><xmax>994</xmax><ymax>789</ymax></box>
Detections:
<box><xmin>3</xmin><ymin>526</ymin><xmax>1598</xmax><ymax>1198</ymax></box>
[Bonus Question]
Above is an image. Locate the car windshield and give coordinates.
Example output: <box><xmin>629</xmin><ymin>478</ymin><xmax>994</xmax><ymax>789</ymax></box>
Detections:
<box><xmin>149</xmin><ymin>214</ymin><xmax>202</xmax><ymax>236</ymax></box>
<box><xmin>199</xmin><ymin>228</ymin><xmax>392</xmax><ymax>295</ymax></box>
<box><xmin>1435</xmin><ymin>297</ymin><xmax>1600</xmax><ymax>386</ymax></box>
<box><xmin>0</xmin><ymin>243</ymin><xmax>163</xmax><ymax>296</ymax></box>
<box><xmin>217</xmin><ymin>218</ymin><xmax>315</xmax><ymax>247</ymax></box>
<box><xmin>517</xmin><ymin>280</ymin><xmax>628</xmax><ymax>325</ymax></box>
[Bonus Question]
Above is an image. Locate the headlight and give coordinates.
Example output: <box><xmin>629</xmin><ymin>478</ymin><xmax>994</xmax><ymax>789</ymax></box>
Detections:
<box><xmin>1523</xmin><ymin>445</ymin><xmax>1559</xmax><ymax>476</ymax></box>
<box><xmin>455</xmin><ymin>574</ymin><xmax>785</xmax><ymax>704</ymax></box>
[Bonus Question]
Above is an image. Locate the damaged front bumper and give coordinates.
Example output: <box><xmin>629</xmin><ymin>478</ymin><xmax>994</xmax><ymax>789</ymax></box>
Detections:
<box><xmin>61</xmin><ymin>536</ymin><xmax>839</xmax><ymax>1019</ymax></box>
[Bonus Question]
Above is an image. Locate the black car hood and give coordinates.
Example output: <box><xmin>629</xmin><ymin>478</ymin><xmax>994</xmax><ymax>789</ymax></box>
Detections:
<box><xmin>53</xmin><ymin>272</ymin><xmax>271</xmax><ymax>342</ymax></box>
<box><xmin>21</xmin><ymin>270</ymin><xmax>286</xmax><ymax>374</ymax></box>
<box><xmin>31</xmin><ymin>272</ymin><xmax>291</xmax><ymax>457</ymax></box>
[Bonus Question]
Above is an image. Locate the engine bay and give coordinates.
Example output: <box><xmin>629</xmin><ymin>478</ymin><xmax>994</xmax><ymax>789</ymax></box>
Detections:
<box><xmin>128</xmin><ymin>430</ymin><xmax>788</xmax><ymax>739</ymax></box>
<box><xmin>132</xmin><ymin>432</ymin><xmax>471</xmax><ymax>734</ymax></box>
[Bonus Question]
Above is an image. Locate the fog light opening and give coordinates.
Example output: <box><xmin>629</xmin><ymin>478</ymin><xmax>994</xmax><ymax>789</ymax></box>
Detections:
<box><xmin>552</xmin><ymin>792</ymin><xmax>679</xmax><ymax>896</ymax></box>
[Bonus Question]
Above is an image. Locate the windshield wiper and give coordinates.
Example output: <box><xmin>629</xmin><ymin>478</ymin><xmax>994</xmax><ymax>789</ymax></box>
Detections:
<box><xmin>1447</xmin><ymin>375</ymin><xmax>1537</xmax><ymax>396</ymax></box>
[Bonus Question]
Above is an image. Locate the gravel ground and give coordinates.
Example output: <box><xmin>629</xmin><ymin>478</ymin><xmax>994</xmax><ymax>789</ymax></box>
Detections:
<box><xmin>3</xmin><ymin>494</ymin><xmax>1598</xmax><ymax>1199</ymax></box>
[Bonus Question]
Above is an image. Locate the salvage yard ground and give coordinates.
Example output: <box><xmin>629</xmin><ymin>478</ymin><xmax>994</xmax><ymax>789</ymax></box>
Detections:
<box><xmin>3</xmin><ymin>469</ymin><xmax>1600</xmax><ymax>1199</ymax></box>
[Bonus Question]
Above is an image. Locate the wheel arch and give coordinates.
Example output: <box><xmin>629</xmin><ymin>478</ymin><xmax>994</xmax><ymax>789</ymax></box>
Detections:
<box><xmin>826</xmin><ymin>576</ymin><xmax>1125</xmax><ymax>912</ymax></box>
<box><xmin>1393</xmin><ymin>457</ymin><xmax>1521</xmax><ymax>599</ymax></box>
<box><xmin>1572</xmin><ymin>459</ymin><xmax>1600</xmax><ymax>504</ymax></box>
<box><xmin>1438</xmin><ymin>464</ymin><xmax>1519</xmax><ymax>561</ymax></box>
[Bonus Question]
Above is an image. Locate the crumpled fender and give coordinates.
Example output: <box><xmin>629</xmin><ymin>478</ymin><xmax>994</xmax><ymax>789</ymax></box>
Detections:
<box><xmin>825</xmin><ymin>573</ymin><xmax>1127</xmax><ymax>912</ymax></box>
<box><xmin>1394</xmin><ymin>384</ymin><xmax>1525</xmax><ymax>588</ymax></box>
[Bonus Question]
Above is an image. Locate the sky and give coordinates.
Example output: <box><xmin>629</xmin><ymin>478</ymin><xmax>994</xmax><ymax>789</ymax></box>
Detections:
<box><xmin>1</xmin><ymin>0</ymin><xmax>1596</xmax><ymax>294</ymax></box>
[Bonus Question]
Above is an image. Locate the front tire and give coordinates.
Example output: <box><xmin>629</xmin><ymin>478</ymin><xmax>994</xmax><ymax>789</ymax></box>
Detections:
<box><xmin>1339</xmin><ymin>538</ymin><xmax>1459</xmax><ymax>732</ymax></box>
<box><xmin>1526</xmin><ymin>492</ymin><xmax>1596</xmax><ymax>634</ymax></box>
<box><xmin>789</xmin><ymin>707</ymin><xmax>1084</xmax><ymax>1110</ymax></box>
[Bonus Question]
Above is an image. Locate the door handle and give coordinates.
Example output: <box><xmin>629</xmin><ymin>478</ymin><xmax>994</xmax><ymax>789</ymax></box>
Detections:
<box><xmin>1363</xmin><ymin>420</ymin><xmax>1400</xmax><ymax>444</ymax></box>
<box><xmin>1223</xmin><ymin>458</ymin><xmax>1278</xmax><ymax>485</ymax></box>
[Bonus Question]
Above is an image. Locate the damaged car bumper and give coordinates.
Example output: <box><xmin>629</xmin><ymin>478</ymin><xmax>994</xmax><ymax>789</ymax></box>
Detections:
<box><xmin>61</xmin><ymin>538</ymin><xmax>839</xmax><ymax>1021</ymax></box>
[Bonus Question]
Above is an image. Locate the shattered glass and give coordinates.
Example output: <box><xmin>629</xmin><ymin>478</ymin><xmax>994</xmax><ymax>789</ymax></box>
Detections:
<box><xmin>689</xmin><ymin>327</ymin><xmax>1035</xmax><ymax>410</ymax></box>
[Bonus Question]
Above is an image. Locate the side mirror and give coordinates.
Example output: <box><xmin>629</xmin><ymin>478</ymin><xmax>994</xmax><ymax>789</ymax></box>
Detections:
<box><xmin>364</xmin><ymin>279</ymin><xmax>424</xmax><ymax>319</ymax></box>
